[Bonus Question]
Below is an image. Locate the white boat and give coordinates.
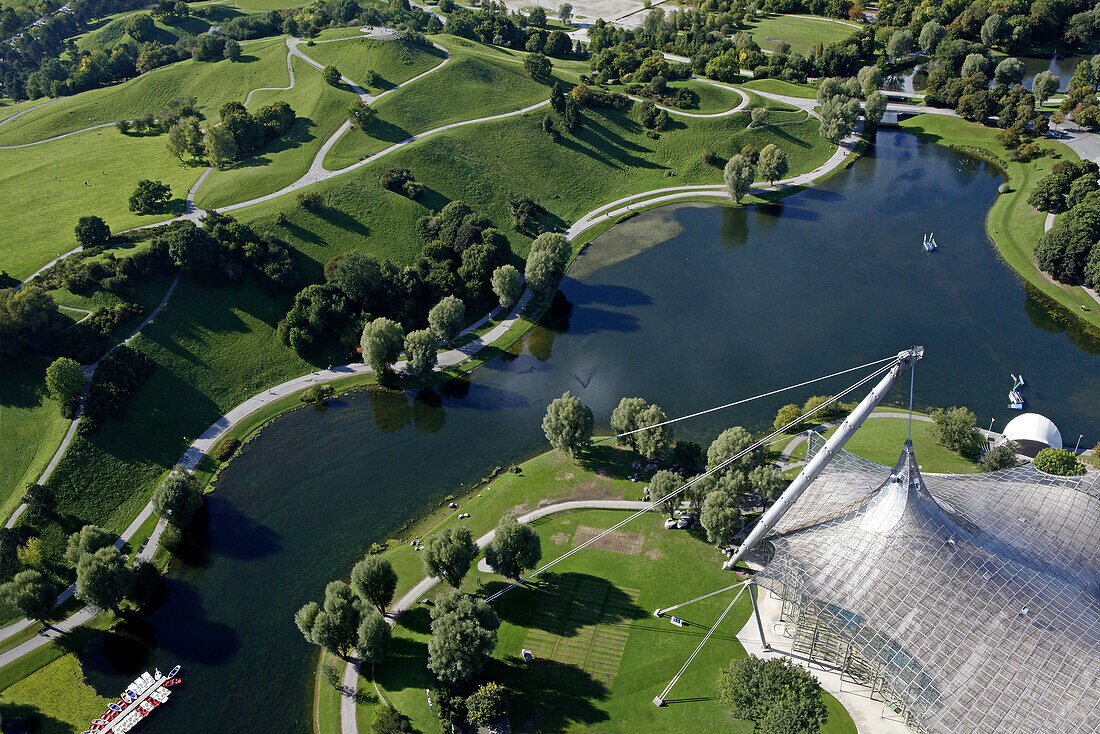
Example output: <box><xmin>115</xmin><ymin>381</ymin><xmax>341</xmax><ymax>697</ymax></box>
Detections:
<box><xmin>82</xmin><ymin>665</ymin><xmax>181</xmax><ymax>734</ymax></box>
<box><xmin>923</xmin><ymin>232</ymin><xmax>937</xmax><ymax>252</ymax></box>
<box><xmin>1009</xmin><ymin>374</ymin><xmax>1025</xmax><ymax>410</ymax></box>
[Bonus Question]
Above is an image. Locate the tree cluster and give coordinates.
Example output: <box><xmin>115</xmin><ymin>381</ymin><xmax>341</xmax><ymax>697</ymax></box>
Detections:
<box><xmin>718</xmin><ymin>655</ymin><xmax>829</xmax><ymax>734</ymax></box>
<box><xmin>205</xmin><ymin>99</ymin><xmax>296</xmax><ymax>166</ymax></box>
<box><xmin>439</xmin><ymin>3</ymin><xmax>585</xmax><ymax>60</ymax></box>
<box><xmin>64</xmin><ymin>524</ymin><xmax>160</xmax><ymax>614</ymax></box>
<box><xmin>295</xmin><ymin>555</ymin><xmax>397</xmax><ymax>662</ymax></box>
<box><xmin>379</xmin><ymin>167</ymin><xmax>424</xmax><ymax>201</ymax></box>
<box><xmin>1032</xmin><ymin>160</ymin><xmax>1100</xmax><ymax>286</ymax></box>
<box><xmin>159</xmin><ymin>213</ymin><xmax>299</xmax><ymax>290</ymax></box>
<box><xmin>81</xmin><ymin>344</ymin><xmax>156</xmax><ymax>433</ymax></box>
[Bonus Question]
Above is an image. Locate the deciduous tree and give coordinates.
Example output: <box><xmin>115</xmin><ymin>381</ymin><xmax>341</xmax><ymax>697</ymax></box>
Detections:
<box><xmin>491</xmin><ymin>264</ymin><xmax>523</xmax><ymax>309</ymax></box>
<box><xmin>818</xmin><ymin>96</ymin><xmax>860</xmax><ymax>143</ymax></box>
<box><xmin>919</xmin><ymin>20</ymin><xmax>945</xmax><ymax>53</ymax></box>
<box><xmin>757</xmin><ymin>143</ymin><xmax>788</xmax><ymax>184</ymax></box>
<box><xmin>428</xmin><ymin>295</ymin><xmax>465</xmax><ymax>344</ymax></box>
<box><xmin>427</xmin><ymin>590</ymin><xmax>500</xmax><ymax>686</ymax></box>
<box><xmin>484</xmin><ymin>514</ymin><xmax>541</xmax><ymax>580</ymax></box>
<box><xmin>361</xmin><ymin>317</ymin><xmax>404</xmax><ymax>374</ymax></box>
<box><xmin>929</xmin><ymin>406</ymin><xmax>981</xmax><ymax>458</ymax></box>
<box><xmin>724</xmin><ymin>153</ymin><xmax>754</xmax><ymax>203</ymax></box>
<box><xmin>74</xmin><ymin>215</ymin><xmax>111</xmax><ymax>248</ymax></box>
<box><xmin>864</xmin><ymin>90</ymin><xmax>887</xmax><ymax>127</ymax></box>
<box><xmin>323</xmin><ymin>65</ymin><xmax>342</xmax><ymax>86</ymax></box>
<box><xmin>649</xmin><ymin>470</ymin><xmax>684</xmax><ymax>516</ymax></box>
<box><xmin>524</xmin><ymin>52</ymin><xmax>552</xmax><ymax>83</ymax></box>
<box><xmin>542</xmin><ymin>390</ymin><xmax>594</xmax><ymax>454</ymax></box>
<box><xmin>0</xmin><ymin>570</ymin><xmax>57</xmax><ymax>622</ymax></box>
<box><xmin>45</xmin><ymin>357</ymin><xmax>84</xmax><ymax>411</ymax></box>
<box><xmin>1033</xmin><ymin>447</ymin><xmax>1086</xmax><ymax>475</ymax></box>
<box><xmin>700</xmin><ymin>485</ymin><xmax>741</xmax><ymax>545</ymax></box>
<box><xmin>466</xmin><ymin>682</ymin><xmax>508</xmax><ymax>727</ymax></box>
<box><xmin>350</xmin><ymin>554</ymin><xmax>398</xmax><ymax>616</ymax></box>
<box><xmin>422</xmin><ymin>526</ymin><xmax>478</xmax><ymax>588</ymax></box>
<box><xmin>152</xmin><ymin>471</ymin><xmax>203</xmax><ymax>527</ymax></box>
<box><xmin>76</xmin><ymin>546</ymin><xmax>131</xmax><ymax>612</ymax></box>
<box><xmin>128</xmin><ymin>179</ymin><xmax>172</xmax><ymax>214</ymax></box>
<box><xmin>357</xmin><ymin>609</ymin><xmax>391</xmax><ymax>664</ymax></box>
<box><xmin>1032</xmin><ymin>71</ymin><xmax>1059</xmax><ymax>105</ymax></box>
<box><xmin>203</xmin><ymin>125</ymin><xmax>237</xmax><ymax>168</ymax></box>
<box><xmin>718</xmin><ymin>656</ymin><xmax>827</xmax><ymax>733</ymax></box>
<box><xmin>64</xmin><ymin>524</ymin><xmax>114</xmax><ymax>567</ymax></box>
<box><xmin>403</xmin><ymin>328</ymin><xmax>438</xmax><ymax>379</ymax></box>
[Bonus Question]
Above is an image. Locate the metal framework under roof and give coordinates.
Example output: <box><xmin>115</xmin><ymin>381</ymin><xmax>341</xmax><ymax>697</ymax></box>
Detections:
<box><xmin>756</xmin><ymin>433</ymin><xmax>1100</xmax><ymax>734</ymax></box>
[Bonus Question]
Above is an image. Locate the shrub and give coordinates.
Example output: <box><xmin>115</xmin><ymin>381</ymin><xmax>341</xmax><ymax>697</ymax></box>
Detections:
<box><xmin>300</xmin><ymin>384</ymin><xmax>335</xmax><ymax>403</ymax></box>
<box><xmin>212</xmin><ymin>437</ymin><xmax>240</xmax><ymax>462</ymax></box>
<box><xmin>297</xmin><ymin>191</ymin><xmax>323</xmax><ymax>210</ymax></box>
<box><xmin>1033</xmin><ymin>447</ymin><xmax>1086</xmax><ymax>476</ymax></box>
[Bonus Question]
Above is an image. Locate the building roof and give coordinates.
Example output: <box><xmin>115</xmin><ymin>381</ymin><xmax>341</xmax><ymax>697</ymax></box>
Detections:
<box><xmin>1001</xmin><ymin>412</ymin><xmax>1063</xmax><ymax>451</ymax></box>
<box><xmin>756</xmin><ymin>434</ymin><xmax>1100</xmax><ymax>734</ymax></box>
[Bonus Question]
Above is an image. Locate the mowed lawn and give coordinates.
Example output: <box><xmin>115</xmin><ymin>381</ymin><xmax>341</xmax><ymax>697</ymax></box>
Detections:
<box><xmin>744</xmin><ymin>13</ymin><xmax>860</xmax><ymax>54</ymax></box>
<box><xmin>0</xmin><ymin>128</ymin><xmax>203</xmax><ymax>280</ymax></box>
<box><xmin>364</xmin><ymin>506</ymin><xmax>857</xmax><ymax>734</ymax></box>
<box><xmin>195</xmin><ymin>55</ymin><xmax>359</xmax><ymax>210</ymax></box>
<box><xmin>0</xmin><ymin>358</ymin><xmax>71</xmax><ymax>520</ymax></box>
<box><xmin>0</xmin><ymin>37</ymin><xmax>289</xmax><ymax>145</ymax></box>
<box><xmin>825</xmin><ymin>415</ymin><xmax>982</xmax><ymax>474</ymax></box>
<box><xmin>297</xmin><ymin>36</ymin><xmax>447</xmax><ymax>91</ymax></box>
<box><xmin>0</xmin><ymin>654</ymin><xmax>113</xmax><ymax>734</ymax></box>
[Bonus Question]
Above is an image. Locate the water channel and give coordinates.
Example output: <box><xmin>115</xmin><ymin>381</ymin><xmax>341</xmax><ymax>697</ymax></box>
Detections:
<box><xmin>884</xmin><ymin>53</ymin><xmax>1092</xmax><ymax>93</ymax></box>
<box><xmin>76</xmin><ymin>129</ymin><xmax>1100</xmax><ymax>732</ymax></box>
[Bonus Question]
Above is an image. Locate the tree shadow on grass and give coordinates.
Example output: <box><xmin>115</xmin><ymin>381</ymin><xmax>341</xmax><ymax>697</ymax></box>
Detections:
<box><xmin>575</xmin><ymin>444</ymin><xmax>639</xmax><ymax>480</ymax></box>
<box><xmin>363</xmin><ymin>116</ymin><xmax>414</xmax><ymax>145</ymax></box>
<box><xmin>485</xmin><ymin>571</ymin><xmax>648</xmax><ymax>638</ymax></box>
<box><xmin>0</xmin><ymin>703</ymin><xmax>74</xmax><ymax>734</ymax></box>
<box><xmin>317</xmin><ymin>206</ymin><xmax>371</xmax><ymax>237</ymax></box>
<box><xmin>761</xmin><ymin>121</ymin><xmax>812</xmax><ymax>149</ymax></box>
<box><xmin>491</xmin><ymin>655</ymin><xmax>611</xmax><ymax>731</ymax></box>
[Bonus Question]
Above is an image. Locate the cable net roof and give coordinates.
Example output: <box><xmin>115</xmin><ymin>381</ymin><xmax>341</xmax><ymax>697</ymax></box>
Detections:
<box><xmin>756</xmin><ymin>433</ymin><xmax>1100</xmax><ymax>734</ymax></box>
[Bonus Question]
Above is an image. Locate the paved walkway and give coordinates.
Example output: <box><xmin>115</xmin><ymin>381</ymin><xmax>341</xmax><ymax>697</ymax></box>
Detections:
<box><xmin>340</xmin><ymin>499</ymin><xmax>648</xmax><ymax>734</ymax></box>
<box><xmin>735</xmin><ymin>585</ymin><xmax>911</xmax><ymax>734</ymax></box>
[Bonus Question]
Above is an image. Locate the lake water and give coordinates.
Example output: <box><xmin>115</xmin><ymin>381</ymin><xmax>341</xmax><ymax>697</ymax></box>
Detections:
<box><xmin>74</xmin><ymin>130</ymin><xmax>1100</xmax><ymax>732</ymax></box>
<box><xmin>884</xmin><ymin>54</ymin><xmax>1091</xmax><ymax>93</ymax></box>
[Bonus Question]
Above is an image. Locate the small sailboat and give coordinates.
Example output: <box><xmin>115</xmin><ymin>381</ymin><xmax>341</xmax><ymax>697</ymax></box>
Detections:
<box><xmin>923</xmin><ymin>232</ymin><xmax>938</xmax><ymax>252</ymax></box>
<box><xmin>1008</xmin><ymin>374</ymin><xmax>1025</xmax><ymax>410</ymax></box>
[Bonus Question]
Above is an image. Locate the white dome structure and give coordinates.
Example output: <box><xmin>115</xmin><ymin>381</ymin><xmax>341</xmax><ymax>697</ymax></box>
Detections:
<box><xmin>1001</xmin><ymin>412</ymin><xmax>1063</xmax><ymax>457</ymax></box>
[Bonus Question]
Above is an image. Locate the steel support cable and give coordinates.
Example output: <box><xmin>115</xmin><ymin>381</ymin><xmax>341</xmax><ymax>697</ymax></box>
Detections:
<box><xmin>654</xmin><ymin>581</ymin><xmax>749</xmax><ymax>617</ymax></box>
<box><xmin>483</xmin><ymin>358</ymin><xmax>901</xmax><ymax>604</ymax></box>
<box><xmin>595</xmin><ymin>354</ymin><xmax>899</xmax><ymax>445</ymax></box>
<box><xmin>654</xmin><ymin>582</ymin><xmax>751</xmax><ymax>705</ymax></box>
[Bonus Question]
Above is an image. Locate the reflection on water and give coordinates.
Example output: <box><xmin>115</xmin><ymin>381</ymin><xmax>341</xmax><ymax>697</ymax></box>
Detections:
<box><xmin>886</xmin><ymin>54</ymin><xmax>1094</xmax><ymax>94</ymax></box>
<box><xmin>95</xmin><ymin>130</ymin><xmax>1100</xmax><ymax>733</ymax></box>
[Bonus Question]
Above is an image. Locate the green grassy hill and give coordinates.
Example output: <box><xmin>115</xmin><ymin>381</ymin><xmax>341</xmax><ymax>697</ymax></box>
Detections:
<box><xmin>322</xmin><ymin>36</ymin><xmax>585</xmax><ymax>169</ymax></box>
<box><xmin>0</xmin><ymin>127</ymin><xmax>204</xmax><ymax>279</ymax></box>
<box><xmin>0</xmin><ymin>37</ymin><xmax>289</xmax><ymax>146</ymax></box>
<box><xmin>75</xmin><ymin>6</ymin><xmax>248</xmax><ymax>53</ymax></box>
<box><xmin>196</xmin><ymin>54</ymin><xmax>360</xmax><ymax>209</ymax></box>
<box><xmin>297</xmin><ymin>36</ymin><xmax>447</xmax><ymax>90</ymax></box>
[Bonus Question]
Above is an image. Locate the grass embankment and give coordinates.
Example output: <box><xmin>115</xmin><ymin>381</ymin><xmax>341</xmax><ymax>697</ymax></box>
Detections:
<box><xmin>0</xmin><ymin>654</ymin><xmax>113</xmax><ymax>734</ymax></box>
<box><xmin>779</xmin><ymin>410</ymin><xmax>982</xmax><ymax>474</ymax></box>
<box><xmin>322</xmin><ymin>35</ymin><xmax>589</xmax><ymax>167</ymax></box>
<box><xmin>743</xmin><ymin>77</ymin><xmax>818</xmax><ymax>99</ymax></box>
<box><xmin>0</xmin><ymin>358</ymin><xmax>71</xmax><ymax>514</ymax></box>
<box><xmin>743</xmin><ymin>13</ymin><xmax>859</xmax><ymax>54</ymax></box>
<box><xmin>899</xmin><ymin>114</ymin><xmax>1100</xmax><ymax>332</ymax></box>
<box><xmin>0</xmin><ymin>128</ymin><xmax>204</xmax><ymax>281</ymax></box>
<box><xmin>297</xmin><ymin>36</ymin><xmax>448</xmax><ymax>90</ymax></box>
<box><xmin>350</xmin><ymin>447</ymin><xmax>856</xmax><ymax>734</ymax></box>
<box><xmin>196</xmin><ymin>55</ymin><xmax>360</xmax><ymax>209</ymax></box>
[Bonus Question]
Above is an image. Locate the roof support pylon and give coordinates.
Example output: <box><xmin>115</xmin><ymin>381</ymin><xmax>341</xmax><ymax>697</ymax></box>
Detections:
<box><xmin>722</xmin><ymin>346</ymin><xmax>923</xmax><ymax>571</ymax></box>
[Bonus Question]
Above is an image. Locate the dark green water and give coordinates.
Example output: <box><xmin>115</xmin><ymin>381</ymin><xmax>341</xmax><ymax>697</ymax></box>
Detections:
<box><xmin>77</xmin><ymin>130</ymin><xmax>1100</xmax><ymax>731</ymax></box>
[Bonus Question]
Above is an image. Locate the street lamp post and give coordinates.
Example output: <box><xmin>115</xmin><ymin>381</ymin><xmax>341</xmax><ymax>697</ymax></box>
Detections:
<box><xmin>1074</xmin><ymin>434</ymin><xmax>1083</xmax><ymax>453</ymax></box>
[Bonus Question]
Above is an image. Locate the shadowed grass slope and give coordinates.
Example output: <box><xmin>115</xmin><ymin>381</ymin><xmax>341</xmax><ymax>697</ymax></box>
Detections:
<box><xmin>296</xmin><ymin>36</ymin><xmax>447</xmax><ymax>90</ymax></box>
